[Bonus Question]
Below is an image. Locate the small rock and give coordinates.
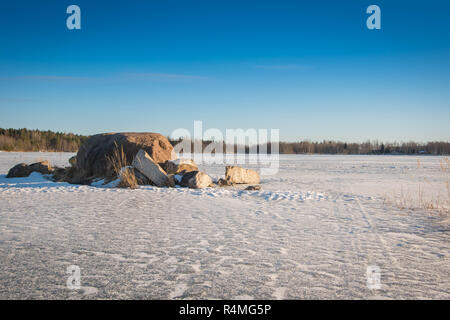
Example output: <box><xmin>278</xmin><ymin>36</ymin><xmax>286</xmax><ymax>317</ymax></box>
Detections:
<box><xmin>217</xmin><ymin>178</ymin><xmax>234</xmax><ymax>187</ymax></box>
<box><xmin>180</xmin><ymin>171</ymin><xmax>213</xmax><ymax>189</ymax></box>
<box><xmin>225</xmin><ymin>166</ymin><xmax>260</xmax><ymax>184</ymax></box>
<box><xmin>245</xmin><ymin>185</ymin><xmax>261</xmax><ymax>191</ymax></box>
<box><xmin>163</xmin><ymin>159</ymin><xmax>198</xmax><ymax>175</ymax></box>
<box><xmin>6</xmin><ymin>161</ymin><xmax>53</xmax><ymax>178</ymax></box>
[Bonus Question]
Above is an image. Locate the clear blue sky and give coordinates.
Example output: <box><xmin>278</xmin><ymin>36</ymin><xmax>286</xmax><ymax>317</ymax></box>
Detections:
<box><xmin>0</xmin><ymin>0</ymin><xmax>449</xmax><ymax>142</ymax></box>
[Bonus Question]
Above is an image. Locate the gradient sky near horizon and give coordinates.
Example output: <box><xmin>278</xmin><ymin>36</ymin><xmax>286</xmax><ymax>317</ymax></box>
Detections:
<box><xmin>0</xmin><ymin>0</ymin><xmax>449</xmax><ymax>142</ymax></box>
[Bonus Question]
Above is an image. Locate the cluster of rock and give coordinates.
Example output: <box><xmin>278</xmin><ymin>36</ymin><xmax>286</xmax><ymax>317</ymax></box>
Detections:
<box><xmin>6</xmin><ymin>161</ymin><xmax>53</xmax><ymax>178</ymax></box>
<box><xmin>6</xmin><ymin>132</ymin><xmax>261</xmax><ymax>190</ymax></box>
<box><xmin>67</xmin><ymin>132</ymin><xmax>176</xmax><ymax>184</ymax></box>
<box><xmin>118</xmin><ymin>148</ymin><xmax>260</xmax><ymax>189</ymax></box>
<box><xmin>130</xmin><ymin>150</ymin><xmax>211</xmax><ymax>188</ymax></box>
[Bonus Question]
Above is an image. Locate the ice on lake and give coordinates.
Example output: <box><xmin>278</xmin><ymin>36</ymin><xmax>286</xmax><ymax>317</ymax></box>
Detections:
<box><xmin>0</xmin><ymin>152</ymin><xmax>448</xmax><ymax>299</ymax></box>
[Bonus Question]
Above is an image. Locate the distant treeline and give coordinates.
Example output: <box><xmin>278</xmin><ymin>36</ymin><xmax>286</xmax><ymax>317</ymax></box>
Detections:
<box><xmin>1</xmin><ymin>128</ymin><xmax>449</xmax><ymax>155</ymax></box>
<box><xmin>278</xmin><ymin>140</ymin><xmax>450</xmax><ymax>155</ymax></box>
<box><xmin>0</xmin><ymin>128</ymin><xmax>88</xmax><ymax>152</ymax></box>
<box><xmin>169</xmin><ymin>139</ymin><xmax>450</xmax><ymax>155</ymax></box>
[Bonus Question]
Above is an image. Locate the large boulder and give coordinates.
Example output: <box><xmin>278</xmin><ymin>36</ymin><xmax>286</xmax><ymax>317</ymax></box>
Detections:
<box><xmin>163</xmin><ymin>158</ymin><xmax>198</xmax><ymax>175</ymax></box>
<box><xmin>6</xmin><ymin>161</ymin><xmax>53</xmax><ymax>178</ymax></box>
<box><xmin>74</xmin><ymin>132</ymin><xmax>176</xmax><ymax>180</ymax></box>
<box><xmin>225</xmin><ymin>166</ymin><xmax>260</xmax><ymax>184</ymax></box>
<box><xmin>132</xmin><ymin>149</ymin><xmax>170</xmax><ymax>187</ymax></box>
<box><xmin>180</xmin><ymin>171</ymin><xmax>213</xmax><ymax>189</ymax></box>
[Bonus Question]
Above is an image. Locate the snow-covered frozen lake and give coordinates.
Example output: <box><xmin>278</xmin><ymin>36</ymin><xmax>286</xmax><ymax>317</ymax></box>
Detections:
<box><xmin>0</xmin><ymin>152</ymin><xmax>448</xmax><ymax>299</ymax></box>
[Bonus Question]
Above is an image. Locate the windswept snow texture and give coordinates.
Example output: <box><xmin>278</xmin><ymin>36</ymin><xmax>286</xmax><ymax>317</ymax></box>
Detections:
<box><xmin>0</xmin><ymin>152</ymin><xmax>449</xmax><ymax>299</ymax></box>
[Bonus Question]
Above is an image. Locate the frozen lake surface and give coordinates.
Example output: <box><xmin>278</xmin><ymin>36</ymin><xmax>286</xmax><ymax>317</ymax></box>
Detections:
<box><xmin>0</xmin><ymin>152</ymin><xmax>448</xmax><ymax>299</ymax></box>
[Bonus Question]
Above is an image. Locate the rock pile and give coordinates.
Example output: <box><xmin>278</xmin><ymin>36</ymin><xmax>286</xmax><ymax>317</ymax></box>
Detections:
<box><xmin>73</xmin><ymin>132</ymin><xmax>176</xmax><ymax>183</ymax></box>
<box><xmin>5</xmin><ymin>132</ymin><xmax>263</xmax><ymax>190</ymax></box>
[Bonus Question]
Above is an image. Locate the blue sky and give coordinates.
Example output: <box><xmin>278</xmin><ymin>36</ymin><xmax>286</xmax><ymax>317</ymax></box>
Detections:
<box><xmin>0</xmin><ymin>0</ymin><xmax>449</xmax><ymax>142</ymax></box>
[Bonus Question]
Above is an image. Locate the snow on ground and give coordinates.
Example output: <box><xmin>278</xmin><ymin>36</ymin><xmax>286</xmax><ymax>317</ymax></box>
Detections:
<box><xmin>0</xmin><ymin>152</ymin><xmax>448</xmax><ymax>299</ymax></box>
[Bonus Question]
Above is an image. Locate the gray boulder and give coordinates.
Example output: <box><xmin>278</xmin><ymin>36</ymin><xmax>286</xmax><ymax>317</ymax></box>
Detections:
<box><xmin>132</xmin><ymin>149</ymin><xmax>170</xmax><ymax>187</ymax></box>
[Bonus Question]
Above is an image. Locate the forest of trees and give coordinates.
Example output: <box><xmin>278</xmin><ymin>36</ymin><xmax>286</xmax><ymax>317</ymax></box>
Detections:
<box><xmin>169</xmin><ymin>138</ymin><xmax>450</xmax><ymax>155</ymax></box>
<box><xmin>0</xmin><ymin>128</ymin><xmax>88</xmax><ymax>152</ymax></box>
<box><xmin>277</xmin><ymin>140</ymin><xmax>450</xmax><ymax>155</ymax></box>
<box><xmin>1</xmin><ymin>128</ymin><xmax>449</xmax><ymax>155</ymax></box>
